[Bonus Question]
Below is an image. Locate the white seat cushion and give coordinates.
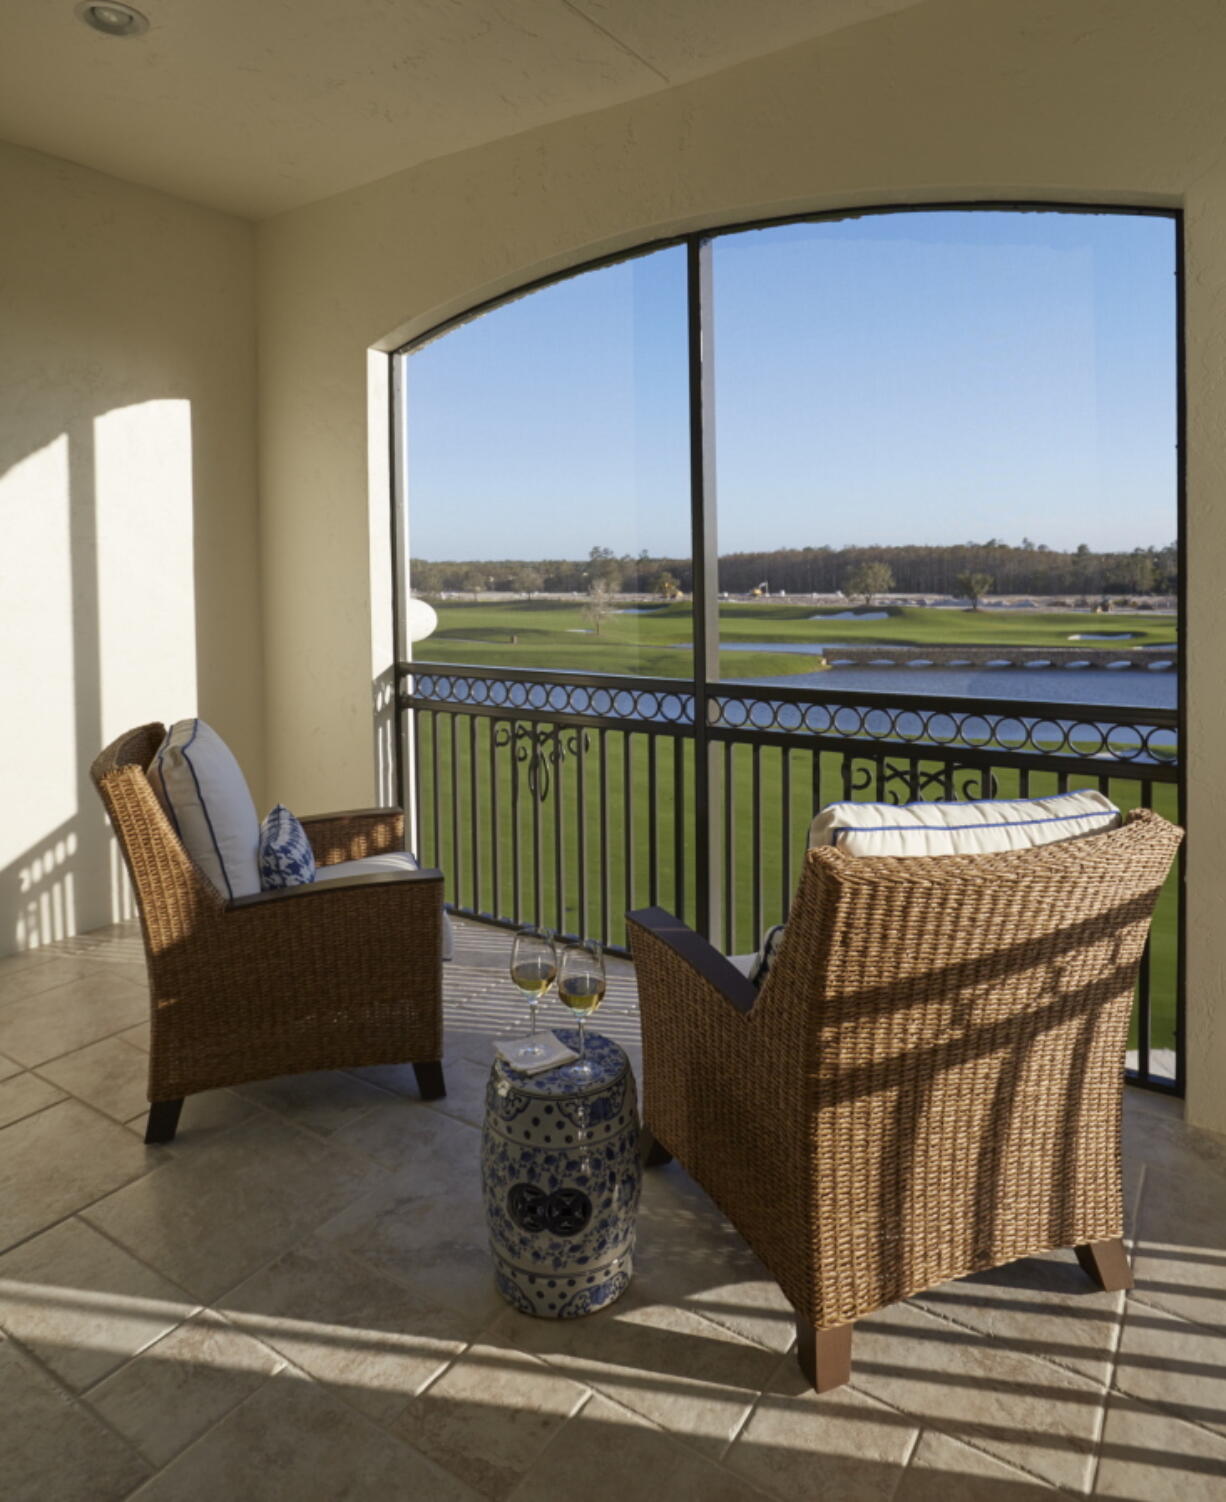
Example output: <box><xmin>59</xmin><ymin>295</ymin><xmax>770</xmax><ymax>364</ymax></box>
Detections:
<box><xmin>314</xmin><ymin>852</ymin><xmax>454</xmax><ymax>959</ymax></box>
<box><xmin>807</xmin><ymin>789</ymin><xmax>1121</xmax><ymax>859</ymax></box>
<box><xmin>150</xmin><ymin>719</ymin><xmax>261</xmax><ymax>899</ymax></box>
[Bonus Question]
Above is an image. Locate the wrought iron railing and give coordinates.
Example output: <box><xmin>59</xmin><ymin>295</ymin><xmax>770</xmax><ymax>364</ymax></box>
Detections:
<box><xmin>396</xmin><ymin>662</ymin><xmax>1182</xmax><ymax>1092</ymax></box>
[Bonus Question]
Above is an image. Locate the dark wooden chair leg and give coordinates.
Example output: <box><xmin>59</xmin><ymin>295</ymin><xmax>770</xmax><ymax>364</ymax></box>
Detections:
<box><xmin>413</xmin><ymin>1061</ymin><xmax>446</xmax><ymax>1100</ymax></box>
<box><xmin>639</xmin><ymin>1125</ymin><xmax>674</xmax><ymax>1167</ymax></box>
<box><xmin>796</xmin><ymin>1318</ymin><xmax>853</xmax><ymax>1393</ymax></box>
<box><xmin>144</xmin><ymin>1098</ymin><xmax>183</xmax><ymax>1144</ymax></box>
<box><xmin>1075</xmin><ymin>1238</ymin><xmax>1133</xmax><ymax>1292</ymax></box>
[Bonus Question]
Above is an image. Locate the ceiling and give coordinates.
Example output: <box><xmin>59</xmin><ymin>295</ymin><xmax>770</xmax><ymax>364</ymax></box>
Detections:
<box><xmin>0</xmin><ymin>0</ymin><xmax>928</xmax><ymax>219</ymax></box>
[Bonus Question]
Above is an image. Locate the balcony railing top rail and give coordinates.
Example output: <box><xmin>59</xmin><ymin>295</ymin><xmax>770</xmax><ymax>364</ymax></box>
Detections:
<box><xmin>398</xmin><ymin>660</ymin><xmax>1179</xmax><ymax>778</ymax></box>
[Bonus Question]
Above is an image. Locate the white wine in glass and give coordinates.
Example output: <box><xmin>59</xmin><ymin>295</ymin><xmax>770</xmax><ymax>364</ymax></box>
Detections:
<box><xmin>557</xmin><ymin>940</ymin><xmax>606</xmax><ymax>1081</ymax></box>
<box><xmin>510</xmin><ymin>927</ymin><xmax>557</xmax><ymax>1059</ymax></box>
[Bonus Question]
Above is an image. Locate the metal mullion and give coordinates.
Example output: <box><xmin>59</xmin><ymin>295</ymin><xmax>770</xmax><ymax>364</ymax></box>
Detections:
<box><xmin>577</xmin><ymin>729</ymin><xmax>588</xmax><ymax>940</ymax></box>
<box><xmin>430</xmin><ymin>711</ymin><xmax>441</xmax><ymax>868</ymax></box>
<box><xmin>510</xmin><ymin>722</ymin><xmax>522</xmax><ymax>923</ymax></box>
<box><xmin>554</xmin><ymin>727</ymin><xmax>566</xmax><ymax>936</ymax></box>
<box><xmin>450</xmin><ymin>715</ymin><xmax>461</xmax><ymax>907</ymax></box>
<box><xmin>532</xmin><ymin>733</ymin><xmax>544</xmax><ymax>925</ymax></box>
<box><xmin>673</xmin><ymin>737</ymin><xmax>685</xmax><ymax>922</ymax></box>
<box><xmin>489</xmin><ymin>720</ymin><xmax>501</xmax><ymax>918</ymax></box>
<box><xmin>411</xmin><ymin>706</ymin><xmax>423</xmax><ymax>860</ymax></box>
<box><xmin>623</xmin><ymin>733</ymin><xmax>635</xmax><ymax>930</ymax></box>
<box><xmin>647</xmin><ymin>736</ymin><xmax>658</xmax><ymax>907</ymax></box>
<box><xmin>688</xmin><ymin>233</ymin><xmax>721</xmax><ymax>942</ymax></box>
<box><xmin>752</xmin><ymin>744</ymin><xmax>762</xmax><ymax>942</ymax></box>
<box><xmin>724</xmin><ymin>740</ymin><xmax>735</xmax><ymax>954</ymax></box>
<box><xmin>781</xmin><ymin>749</ymin><xmax>792</xmax><ymax>923</ymax></box>
<box><xmin>469</xmin><ymin>715</ymin><xmax>480</xmax><ymax>913</ymax></box>
<box><xmin>599</xmin><ymin>729</ymin><xmax>610</xmax><ymax>945</ymax></box>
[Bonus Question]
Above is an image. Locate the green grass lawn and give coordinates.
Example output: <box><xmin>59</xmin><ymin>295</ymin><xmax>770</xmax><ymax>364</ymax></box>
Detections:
<box><xmin>415</xmin><ymin>713</ymin><xmax>1179</xmax><ymax>1061</ymax></box>
<box><xmin>414</xmin><ymin>598</ymin><xmax>1177</xmax><ymax>679</ymax></box>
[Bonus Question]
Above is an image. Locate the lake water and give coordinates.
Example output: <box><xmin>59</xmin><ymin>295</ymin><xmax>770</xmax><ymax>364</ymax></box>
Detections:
<box><xmin>755</xmin><ymin>664</ymin><xmax>1177</xmax><ymax>711</ymax></box>
<box><xmin>709</xmin><ymin>641</ymin><xmax>1177</xmax><ymax>711</ymax></box>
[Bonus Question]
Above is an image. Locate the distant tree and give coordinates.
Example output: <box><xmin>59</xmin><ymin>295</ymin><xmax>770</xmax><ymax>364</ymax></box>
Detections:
<box><xmin>955</xmin><ymin>570</ymin><xmax>994</xmax><ymax>610</ymax></box>
<box><xmin>583</xmin><ymin>579</ymin><xmax>614</xmax><ymax>635</ymax></box>
<box><xmin>588</xmin><ymin>545</ymin><xmax>622</xmax><ymax>593</ymax></box>
<box><xmin>844</xmin><ymin>560</ymin><xmax>894</xmax><ymax>605</ymax></box>
<box><xmin>410</xmin><ymin>559</ymin><xmax>442</xmax><ymax>593</ymax></box>
<box><xmin>516</xmin><ymin>566</ymin><xmax>544</xmax><ymax>596</ymax></box>
<box><xmin>459</xmin><ymin>566</ymin><xmax>485</xmax><ymax>600</ymax></box>
<box><xmin>652</xmin><ymin>571</ymin><xmax>681</xmax><ymax>599</ymax></box>
<box><xmin>1126</xmin><ymin>550</ymin><xmax>1156</xmax><ymax>594</ymax></box>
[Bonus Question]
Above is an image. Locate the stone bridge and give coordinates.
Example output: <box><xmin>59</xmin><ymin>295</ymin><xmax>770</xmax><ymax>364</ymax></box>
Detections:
<box><xmin>821</xmin><ymin>645</ymin><xmax>1177</xmax><ymax>671</ymax></box>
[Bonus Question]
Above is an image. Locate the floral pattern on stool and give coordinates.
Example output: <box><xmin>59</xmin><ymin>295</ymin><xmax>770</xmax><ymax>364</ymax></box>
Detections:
<box><xmin>482</xmin><ymin>1030</ymin><xmax>641</xmax><ymax>1318</ymax></box>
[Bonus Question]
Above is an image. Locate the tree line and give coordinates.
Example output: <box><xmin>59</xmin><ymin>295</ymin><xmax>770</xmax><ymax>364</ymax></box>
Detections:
<box><xmin>411</xmin><ymin>540</ymin><xmax>1177</xmax><ymax>600</ymax></box>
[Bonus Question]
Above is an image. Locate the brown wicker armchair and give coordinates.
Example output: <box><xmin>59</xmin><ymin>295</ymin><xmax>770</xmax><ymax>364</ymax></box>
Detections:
<box><xmin>92</xmin><ymin>723</ymin><xmax>447</xmax><ymax>1145</ymax></box>
<box><xmin>628</xmin><ymin>808</ymin><xmax>1182</xmax><ymax>1394</ymax></box>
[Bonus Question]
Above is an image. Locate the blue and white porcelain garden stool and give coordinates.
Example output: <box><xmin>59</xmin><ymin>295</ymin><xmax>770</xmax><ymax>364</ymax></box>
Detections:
<box><xmin>482</xmin><ymin>1030</ymin><xmax>641</xmax><ymax>1318</ymax></box>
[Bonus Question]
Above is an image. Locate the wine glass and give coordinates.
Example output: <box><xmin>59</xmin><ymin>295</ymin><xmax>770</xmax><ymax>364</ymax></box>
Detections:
<box><xmin>556</xmin><ymin>939</ymin><xmax>606</xmax><ymax>1081</ymax></box>
<box><xmin>509</xmin><ymin>926</ymin><xmax>557</xmax><ymax>1059</ymax></box>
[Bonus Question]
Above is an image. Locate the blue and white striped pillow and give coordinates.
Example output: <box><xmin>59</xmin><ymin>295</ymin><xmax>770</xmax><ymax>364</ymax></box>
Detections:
<box><xmin>259</xmin><ymin>805</ymin><xmax>316</xmax><ymax>890</ymax></box>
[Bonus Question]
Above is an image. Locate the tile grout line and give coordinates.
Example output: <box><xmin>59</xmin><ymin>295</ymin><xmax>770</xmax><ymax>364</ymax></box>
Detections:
<box><xmin>1087</xmin><ymin>1228</ymin><xmax>1134</xmax><ymax>1498</ymax></box>
<box><xmin>887</xmin><ymin>1421</ymin><xmax>925</xmax><ymax>1499</ymax></box>
<box><xmin>1</xmin><ymin>1323</ymin><xmax>156</xmax><ymax>1482</ymax></box>
<box><xmin>899</xmin><ymin>1289</ymin><xmax>1114</xmax><ymax>1390</ymax></box>
<box><xmin>118</xmin><ymin>1374</ymin><xmax>277</xmax><ymax>1499</ymax></box>
<box><xmin>715</xmin><ymin>1345</ymin><xmax>792</xmax><ymax>1465</ymax></box>
<box><xmin>488</xmin><ymin>1304</ymin><xmax>782</xmax><ymax>1472</ymax></box>
<box><xmin>841</xmin><ymin>1372</ymin><xmax>1079</xmax><ymax>1496</ymax></box>
<box><xmin>1123</xmin><ymin>1286</ymin><xmax>1226</xmax><ymax>1344</ymax></box>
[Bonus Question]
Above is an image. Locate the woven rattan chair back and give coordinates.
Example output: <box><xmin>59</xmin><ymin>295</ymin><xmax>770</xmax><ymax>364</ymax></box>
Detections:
<box><xmin>91</xmin><ymin>722</ymin><xmax>226</xmax><ymax>961</ymax></box>
<box><xmin>630</xmin><ymin>807</ymin><xmax>1182</xmax><ymax>1392</ymax></box>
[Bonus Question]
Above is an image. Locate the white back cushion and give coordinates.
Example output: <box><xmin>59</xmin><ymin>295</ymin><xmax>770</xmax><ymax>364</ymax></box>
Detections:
<box><xmin>808</xmin><ymin>790</ymin><xmax>1121</xmax><ymax>859</ymax></box>
<box><xmin>150</xmin><ymin>720</ymin><xmax>261</xmax><ymax>898</ymax></box>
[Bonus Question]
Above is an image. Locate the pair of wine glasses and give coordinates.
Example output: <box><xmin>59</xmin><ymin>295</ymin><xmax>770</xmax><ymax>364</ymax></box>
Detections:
<box><xmin>510</xmin><ymin>926</ymin><xmax>606</xmax><ymax>1081</ymax></box>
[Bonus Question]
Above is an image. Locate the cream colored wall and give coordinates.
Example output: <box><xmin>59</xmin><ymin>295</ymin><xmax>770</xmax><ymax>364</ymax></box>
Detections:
<box><xmin>0</xmin><ymin>140</ymin><xmax>261</xmax><ymax>953</ymax></box>
<box><xmin>257</xmin><ymin>0</ymin><xmax>1226</xmax><ymax>1131</ymax></box>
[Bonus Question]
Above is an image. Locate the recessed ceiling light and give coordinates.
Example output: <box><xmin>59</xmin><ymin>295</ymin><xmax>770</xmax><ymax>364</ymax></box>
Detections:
<box><xmin>75</xmin><ymin>2</ymin><xmax>149</xmax><ymax>37</ymax></box>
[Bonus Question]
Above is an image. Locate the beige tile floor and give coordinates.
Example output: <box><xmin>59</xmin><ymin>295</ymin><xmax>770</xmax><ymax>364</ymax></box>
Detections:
<box><xmin>0</xmin><ymin>916</ymin><xmax>1223</xmax><ymax>1500</ymax></box>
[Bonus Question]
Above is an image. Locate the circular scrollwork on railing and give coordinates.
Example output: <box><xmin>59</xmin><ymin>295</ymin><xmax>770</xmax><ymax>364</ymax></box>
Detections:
<box><xmin>402</xmin><ymin>669</ymin><xmax>1176</xmax><ymax>774</ymax></box>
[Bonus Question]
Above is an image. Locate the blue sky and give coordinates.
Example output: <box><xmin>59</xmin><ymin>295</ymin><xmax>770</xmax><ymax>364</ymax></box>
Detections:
<box><xmin>405</xmin><ymin>209</ymin><xmax>1176</xmax><ymax>560</ymax></box>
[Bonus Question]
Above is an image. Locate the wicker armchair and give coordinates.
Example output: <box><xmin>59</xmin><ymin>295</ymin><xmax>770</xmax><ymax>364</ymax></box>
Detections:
<box><xmin>628</xmin><ymin>808</ymin><xmax>1182</xmax><ymax>1394</ymax></box>
<box><xmin>92</xmin><ymin>724</ymin><xmax>447</xmax><ymax>1144</ymax></box>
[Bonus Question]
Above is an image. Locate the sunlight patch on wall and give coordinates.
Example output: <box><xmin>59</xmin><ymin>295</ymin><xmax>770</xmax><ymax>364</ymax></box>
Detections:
<box><xmin>0</xmin><ymin>435</ymin><xmax>78</xmax><ymax>947</ymax></box>
<box><xmin>94</xmin><ymin>400</ymin><xmax>198</xmax><ymax>739</ymax></box>
<box><xmin>94</xmin><ymin>400</ymin><xmax>197</xmax><ymax>923</ymax></box>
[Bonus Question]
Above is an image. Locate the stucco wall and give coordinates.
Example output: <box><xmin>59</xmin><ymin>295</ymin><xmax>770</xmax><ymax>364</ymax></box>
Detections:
<box><xmin>0</xmin><ymin>140</ymin><xmax>261</xmax><ymax>952</ymax></box>
<box><xmin>256</xmin><ymin>0</ymin><xmax>1226</xmax><ymax>1130</ymax></box>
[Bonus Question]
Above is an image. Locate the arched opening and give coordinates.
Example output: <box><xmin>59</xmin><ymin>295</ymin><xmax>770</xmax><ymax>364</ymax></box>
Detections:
<box><xmin>391</xmin><ymin>203</ymin><xmax>1182</xmax><ymax>1090</ymax></box>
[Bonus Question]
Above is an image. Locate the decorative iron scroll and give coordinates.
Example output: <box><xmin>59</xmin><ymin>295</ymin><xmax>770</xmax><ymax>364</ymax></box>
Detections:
<box><xmin>844</xmin><ymin>759</ymin><xmax>999</xmax><ymax>804</ymax></box>
<box><xmin>493</xmin><ymin>722</ymin><xmax>591</xmax><ymax>802</ymax></box>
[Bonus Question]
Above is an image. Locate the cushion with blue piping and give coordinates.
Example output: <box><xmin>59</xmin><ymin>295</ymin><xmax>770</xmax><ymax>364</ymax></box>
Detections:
<box><xmin>807</xmin><ymin>789</ymin><xmax>1121</xmax><ymax>858</ymax></box>
<box><xmin>258</xmin><ymin>805</ymin><xmax>317</xmax><ymax>890</ymax></box>
<box><xmin>738</xmin><ymin>790</ymin><xmax>1122</xmax><ymax>986</ymax></box>
<box><xmin>150</xmin><ymin>719</ymin><xmax>261</xmax><ymax>898</ymax></box>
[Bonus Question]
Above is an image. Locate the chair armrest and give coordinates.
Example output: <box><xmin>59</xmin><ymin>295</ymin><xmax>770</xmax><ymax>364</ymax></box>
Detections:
<box><xmin>626</xmin><ymin>906</ymin><xmax>757</xmax><ymax>1015</ymax></box>
<box><xmin>299</xmin><ymin>807</ymin><xmax>405</xmax><ymax>865</ymax></box>
<box><xmin>227</xmin><ymin>865</ymin><xmax>443</xmax><ymax>910</ymax></box>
